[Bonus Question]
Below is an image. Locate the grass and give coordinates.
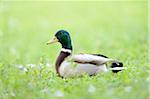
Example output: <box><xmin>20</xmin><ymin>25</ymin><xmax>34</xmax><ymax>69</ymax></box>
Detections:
<box><xmin>0</xmin><ymin>0</ymin><xmax>149</xmax><ymax>99</ymax></box>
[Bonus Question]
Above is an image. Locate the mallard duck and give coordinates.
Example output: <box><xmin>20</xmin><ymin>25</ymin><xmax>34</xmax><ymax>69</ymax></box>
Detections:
<box><xmin>47</xmin><ymin>30</ymin><xmax>124</xmax><ymax>78</ymax></box>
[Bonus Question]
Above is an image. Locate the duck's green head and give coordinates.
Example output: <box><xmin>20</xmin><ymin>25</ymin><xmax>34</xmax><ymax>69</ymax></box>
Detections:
<box><xmin>47</xmin><ymin>30</ymin><xmax>73</xmax><ymax>50</ymax></box>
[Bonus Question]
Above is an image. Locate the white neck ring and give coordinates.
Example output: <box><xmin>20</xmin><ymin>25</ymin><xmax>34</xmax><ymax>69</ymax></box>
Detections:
<box><xmin>61</xmin><ymin>48</ymin><xmax>72</xmax><ymax>54</ymax></box>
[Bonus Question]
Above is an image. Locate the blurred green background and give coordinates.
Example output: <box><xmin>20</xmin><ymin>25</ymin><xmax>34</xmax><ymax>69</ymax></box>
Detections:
<box><xmin>0</xmin><ymin>0</ymin><xmax>148</xmax><ymax>99</ymax></box>
<box><xmin>0</xmin><ymin>0</ymin><xmax>147</xmax><ymax>63</ymax></box>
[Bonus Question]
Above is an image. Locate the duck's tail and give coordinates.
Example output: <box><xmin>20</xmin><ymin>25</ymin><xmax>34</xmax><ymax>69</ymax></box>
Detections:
<box><xmin>109</xmin><ymin>62</ymin><xmax>124</xmax><ymax>73</ymax></box>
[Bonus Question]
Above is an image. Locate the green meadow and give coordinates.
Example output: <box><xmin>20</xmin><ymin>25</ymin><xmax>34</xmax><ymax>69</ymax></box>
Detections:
<box><xmin>0</xmin><ymin>0</ymin><xmax>149</xmax><ymax>99</ymax></box>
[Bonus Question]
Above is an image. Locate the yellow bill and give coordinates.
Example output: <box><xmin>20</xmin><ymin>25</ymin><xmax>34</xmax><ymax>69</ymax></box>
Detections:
<box><xmin>46</xmin><ymin>36</ymin><xmax>58</xmax><ymax>45</ymax></box>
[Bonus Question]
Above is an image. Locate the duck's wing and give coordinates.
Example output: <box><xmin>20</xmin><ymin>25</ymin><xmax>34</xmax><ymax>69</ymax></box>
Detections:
<box><xmin>92</xmin><ymin>54</ymin><xmax>108</xmax><ymax>58</ymax></box>
<box><xmin>59</xmin><ymin>60</ymin><xmax>108</xmax><ymax>78</ymax></box>
<box><xmin>71</xmin><ymin>54</ymin><xmax>117</xmax><ymax>65</ymax></box>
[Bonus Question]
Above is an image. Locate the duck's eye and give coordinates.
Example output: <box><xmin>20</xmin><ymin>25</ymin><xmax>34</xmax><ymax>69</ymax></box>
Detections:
<box><xmin>60</xmin><ymin>32</ymin><xmax>63</xmax><ymax>35</ymax></box>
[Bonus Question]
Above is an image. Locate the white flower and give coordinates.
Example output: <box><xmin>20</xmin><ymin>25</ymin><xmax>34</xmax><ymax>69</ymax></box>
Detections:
<box><xmin>15</xmin><ymin>64</ymin><xmax>28</xmax><ymax>72</ymax></box>
<box><xmin>10</xmin><ymin>92</ymin><xmax>16</xmax><ymax>97</ymax></box>
<box><xmin>55</xmin><ymin>91</ymin><xmax>64</xmax><ymax>97</ymax></box>
<box><xmin>26</xmin><ymin>64</ymin><xmax>36</xmax><ymax>68</ymax></box>
<box><xmin>46</xmin><ymin>63</ymin><xmax>51</xmax><ymax>67</ymax></box>
<box><xmin>124</xmin><ymin>86</ymin><xmax>132</xmax><ymax>92</ymax></box>
<box><xmin>88</xmin><ymin>84</ymin><xmax>96</xmax><ymax>93</ymax></box>
<box><xmin>23</xmin><ymin>68</ymin><xmax>28</xmax><ymax>72</ymax></box>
